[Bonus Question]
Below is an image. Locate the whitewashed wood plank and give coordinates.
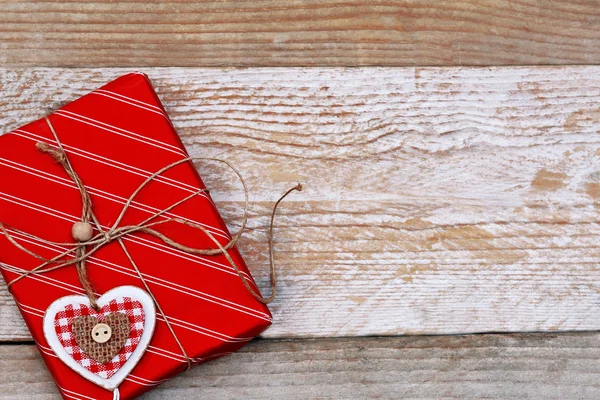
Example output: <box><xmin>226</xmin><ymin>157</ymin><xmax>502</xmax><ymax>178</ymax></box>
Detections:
<box><xmin>1</xmin><ymin>334</ymin><xmax>600</xmax><ymax>399</ymax></box>
<box><xmin>1</xmin><ymin>67</ymin><xmax>600</xmax><ymax>340</ymax></box>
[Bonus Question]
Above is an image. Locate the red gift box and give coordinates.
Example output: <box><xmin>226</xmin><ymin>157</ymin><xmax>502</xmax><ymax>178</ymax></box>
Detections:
<box><xmin>0</xmin><ymin>73</ymin><xmax>272</xmax><ymax>399</ymax></box>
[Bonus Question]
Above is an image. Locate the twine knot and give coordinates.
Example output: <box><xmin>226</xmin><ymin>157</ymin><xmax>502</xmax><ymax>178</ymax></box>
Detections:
<box><xmin>36</xmin><ymin>141</ymin><xmax>67</xmax><ymax>164</ymax></box>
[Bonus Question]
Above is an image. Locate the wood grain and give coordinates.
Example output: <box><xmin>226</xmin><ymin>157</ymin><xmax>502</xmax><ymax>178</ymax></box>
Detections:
<box><xmin>1</xmin><ymin>67</ymin><xmax>600</xmax><ymax>340</ymax></box>
<box><xmin>1</xmin><ymin>1</ymin><xmax>600</xmax><ymax>67</ymax></box>
<box><xmin>1</xmin><ymin>334</ymin><xmax>600</xmax><ymax>399</ymax></box>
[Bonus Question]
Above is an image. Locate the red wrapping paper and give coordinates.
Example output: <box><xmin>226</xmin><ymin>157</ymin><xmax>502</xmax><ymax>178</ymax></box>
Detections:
<box><xmin>0</xmin><ymin>73</ymin><xmax>272</xmax><ymax>399</ymax></box>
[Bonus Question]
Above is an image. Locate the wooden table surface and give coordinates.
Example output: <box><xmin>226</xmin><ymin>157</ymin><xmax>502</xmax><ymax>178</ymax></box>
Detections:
<box><xmin>1</xmin><ymin>2</ymin><xmax>600</xmax><ymax>399</ymax></box>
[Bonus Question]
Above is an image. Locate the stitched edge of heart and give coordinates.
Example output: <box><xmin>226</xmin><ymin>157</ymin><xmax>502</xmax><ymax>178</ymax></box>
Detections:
<box><xmin>43</xmin><ymin>286</ymin><xmax>156</xmax><ymax>391</ymax></box>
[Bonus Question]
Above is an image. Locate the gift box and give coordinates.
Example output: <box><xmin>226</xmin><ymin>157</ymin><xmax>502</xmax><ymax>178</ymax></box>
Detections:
<box><xmin>0</xmin><ymin>73</ymin><xmax>272</xmax><ymax>399</ymax></box>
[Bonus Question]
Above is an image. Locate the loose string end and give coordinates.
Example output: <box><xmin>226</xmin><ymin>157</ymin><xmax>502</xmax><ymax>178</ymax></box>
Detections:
<box><xmin>260</xmin><ymin>182</ymin><xmax>304</xmax><ymax>305</ymax></box>
<box><xmin>35</xmin><ymin>141</ymin><xmax>66</xmax><ymax>164</ymax></box>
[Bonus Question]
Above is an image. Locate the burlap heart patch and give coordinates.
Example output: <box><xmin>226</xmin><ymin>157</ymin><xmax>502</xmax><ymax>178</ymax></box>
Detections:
<box><xmin>73</xmin><ymin>312</ymin><xmax>131</xmax><ymax>364</ymax></box>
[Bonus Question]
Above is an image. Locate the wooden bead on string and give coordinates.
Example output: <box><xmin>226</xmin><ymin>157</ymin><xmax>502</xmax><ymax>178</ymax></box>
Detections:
<box><xmin>72</xmin><ymin>222</ymin><xmax>94</xmax><ymax>242</ymax></box>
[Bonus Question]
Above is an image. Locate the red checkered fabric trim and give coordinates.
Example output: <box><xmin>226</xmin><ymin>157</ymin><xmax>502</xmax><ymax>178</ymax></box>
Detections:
<box><xmin>54</xmin><ymin>297</ymin><xmax>145</xmax><ymax>379</ymax></box>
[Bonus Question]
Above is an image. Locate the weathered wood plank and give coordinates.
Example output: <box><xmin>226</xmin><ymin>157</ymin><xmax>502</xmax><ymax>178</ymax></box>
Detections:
<box><xmin>1</xmin><ymin>67</ymin><xmax>600</xmax><ymax>340</ymax></box>
<box><xmin>1</xmin><ymin>334</ymin><xmax>600</xmax><ymax>399</ymax></box>
<box><xmin>1</xmin><ymin>1</ymin><xmax>600</xmax><ymax>67</ymax></box>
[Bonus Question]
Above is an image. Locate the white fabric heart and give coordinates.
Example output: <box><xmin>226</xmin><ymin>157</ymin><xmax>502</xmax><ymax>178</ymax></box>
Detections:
<box><xmin>43</xmin><ymin>286</ymin><xmax>156</xmax><ymax>391</ymax></box>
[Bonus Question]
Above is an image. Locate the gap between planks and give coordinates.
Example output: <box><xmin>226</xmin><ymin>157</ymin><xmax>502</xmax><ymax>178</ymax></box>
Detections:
<box><xmin>0</xmin><ymin>67</ymin><xmax>600</xmax><ymax>341</ymax></box>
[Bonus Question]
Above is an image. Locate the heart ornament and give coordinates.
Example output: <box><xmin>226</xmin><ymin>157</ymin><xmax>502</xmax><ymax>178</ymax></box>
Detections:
<box><xmin>43</xmin><ymin>286</ymin><xmax>156</xmax><ymax>391</ymax></box>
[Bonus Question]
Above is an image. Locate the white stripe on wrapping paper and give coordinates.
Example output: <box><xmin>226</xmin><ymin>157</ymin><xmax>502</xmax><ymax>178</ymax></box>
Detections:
<box><xmin>9</xmin><ymin>230</ymin><xmax>272</xmax><ymax>324</ymax></box>
<box><xmin>126</xmin><ymin>376</ymin><xmax>164</xmax><ymax>388</ymax></box>
<box><xmin>2</xmin><ymin>225</ymin><xmax>270</xmax><ymax>323</ymax></box>
<box><xmin>14</xmin><ymin>282</ymin><xmax>253</xmax><ymax>352</ymax></box>
<box><xmin>0</xmin><ymin>194</ymin><xmax>252</xmax><ymax>296</ymax></box>
<box><xmin>32</xmin><ymin>298</ymin><xmax>222</xmax><ymax>366</ymax></box>
<box><xmin>6</xmin><ymin>264</ymin><xmax>248</xmax><ymax>343</ymax></box>
<box><xmin>38</xmin><ymin>342</ymin><xmax>175</xmax><ymax>382</ymax></box>
<box><xmin>6</xmin><ymin>272</ymin><xmax>255</xmax><ymax>346</ymax></box>
<box><xmin>92</xmin><ymin>90</ymin><xmax>169</xmax><ymax>120</ymax></box>
<box><xmin>0</xmin><ymin>153</ymin><xmax>226</xmax><ymax>240</ymax></box>
<box><xmin>145</xmin><ymin>349</ymin><xmax>185</xmax><ymax>363</ymax></box>
<box><xmin>33</xmin><ymin>313</ymin><xmax>183</xmax><ymax>366</ymax></box>
<box><xmin>39</xmin><ymin>338</ymin><xmax>219</xmax><ymax>389</ymax></box>
<box><xmin>127</xmin><ymin>374</ymin><xmax>169</xmax><ymax>386</ymax></box>
<box><xmin>0</xmin><ymin>191</ymin><xmax>75</xmax><ymax>223</ymax></box>
<box><xmin>0</xmin><ymin>202</ymin><xmax>264</xmax><ymax>318</ymax></box>
<box><xmin>11</xmin><ymin>128</ymin><xmax>219</xmax><ymax>217</ymax></box>
<box><xmin>95</xmin><ymin>89</ymin><xmax>165</xmax><ymax>113</ymax></box>
<box><xmin>54</xmin><ymin>110</ymin><xmax>185</xmax><ymax>156</ymax></box>
<box><xmin>13</xmin><ymin>128</ymin><xmax>211</xmax><ymax>202</ymax></box>
<box><xmin>58</xmin><ymin>391</ymin><xmax>82</xmax><ymax>400</ymax></box>
<box><xmin>126</xmin><ymin>232</ymin><xmax>259</xmax><ymax>292</ymax></box>
<box><xmin>4</xmin><ymin>229</ymin><xmax>270</xmax><ymax>322</ymax></box>
<box><xmin>31</xmin><ymin>308</ymin><xmax>177</xmax><ymax>372</ymax></box>
<box><xmin>32</xmin><ymin>312</ymin><xmax>232</xmax><ymax>394</ymax></box>
<box><xmin>60</xmin><ymin>392</ymin><xmax>86</xmax><ymax>400</ymax></box>
<box><xmin>0</xmin><ymin>156</ymin><xmax>223</xmax><ymax>242</ymax></box>
<box><xmin>35</xmin><ymin>342</ymin><xmax>168</xmax><ymax>387</ymax></box>
<box><xmin>59</xmin><ymin>386</ymin><xmax>95</xmax><ymax>400</ymax></box>
<box><xmin>147</xmin><ymin>345</ymin><xmax>187</xmax><ymax>363</ymax></box>
<box><xmin>0</xmin><ymin>191</ymin><xmax>259</xmax><ymax>288</ymax></box>
<box><xmin>24</xmin><ymin>303</ymin><xmax>233</xmax><ymax>373</ymax></box>
<box><xmin>0</xmin><ymin>191</ymin><xmax>258</xmax><ymax>292</ymax></box>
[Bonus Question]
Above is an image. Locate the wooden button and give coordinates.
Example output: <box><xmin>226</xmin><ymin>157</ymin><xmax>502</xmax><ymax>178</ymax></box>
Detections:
<box><xmin>91</xmin><ymin>323</ymin><xmax>112</xmax><ymax>344</ymax></box>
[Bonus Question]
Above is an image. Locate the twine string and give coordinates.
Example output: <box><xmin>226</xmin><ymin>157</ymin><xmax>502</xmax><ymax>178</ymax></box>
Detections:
<box><xmin>37</xmin><ymin>126</ymin><xmax>98</xmax><ymax>309</ymax></box>
<box><xmin>1</xmin><ymin>117</ymin><xmax>302</xmax><ymax>370</ymax></box>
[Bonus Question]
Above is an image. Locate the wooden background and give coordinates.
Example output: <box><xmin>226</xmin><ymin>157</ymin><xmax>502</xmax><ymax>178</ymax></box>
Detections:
<box><xmin>2</xmin><ymin>0</ymin><xmax>600</xmax><ymax>67</ymax></box>
<box><xmin>1</xmin><ymin>1</ymin><xmax>600</xmax><ymax>399</ymax></box>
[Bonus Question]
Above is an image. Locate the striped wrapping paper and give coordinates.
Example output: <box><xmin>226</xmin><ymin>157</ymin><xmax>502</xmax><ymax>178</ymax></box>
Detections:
<box><xmin>0</xmin><ymin>73</ymin><xmax>272</xmax><ymax>399</ymax></box>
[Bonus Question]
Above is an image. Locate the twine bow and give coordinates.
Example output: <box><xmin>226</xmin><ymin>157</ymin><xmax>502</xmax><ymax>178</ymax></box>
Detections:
<box><xmin>1</xmin><ymin>117</ymin><xmax>301</xmax><ymax>369</ymax></box>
